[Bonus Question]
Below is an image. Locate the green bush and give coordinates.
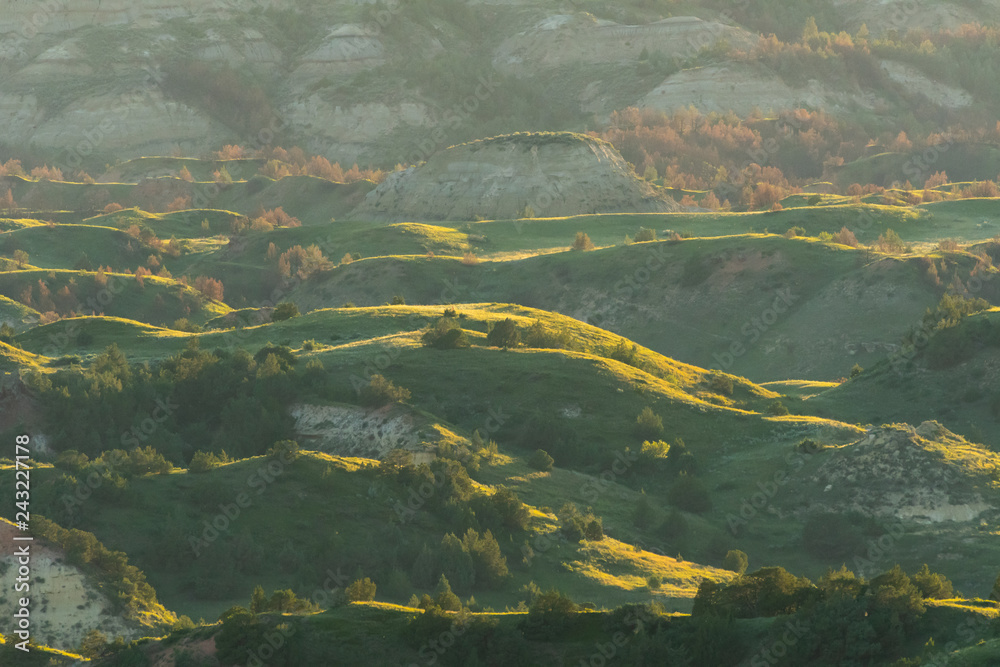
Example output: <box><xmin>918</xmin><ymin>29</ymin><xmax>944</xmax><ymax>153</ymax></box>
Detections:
<box><xmin>635</xmin><ymin>407</ymin><xmax>664</xmax><ymax>439</ymax></box>
<box><xmin>422</xmin><ymin>317</ymin><xmax>470</xmax><ymax>349</ymax></box>
<box><xmin>267</xmin><ymin>439</ymin><xmax>300</xmax><ymax>461</ymax></box>
<box><xmin>360</xmin><ymin>374</ymin><xmax>411</xmax><ymax>407</ymax></box>
<box><xmin>723</xmin><ymin>549</ymin><xmax>749</xmax><ymax>575</ymax></box>
<box><xmin>271</xmin><ymin>301</ymin><xmax>300</xmax><ymax>321</ymax></box>
<box><xmin>635</xmin><ymin>227</ymin><xmax>657</xmax><ymax>242</ymax></box>
<box><xmin>188</xmin><ymin>450</ymin><xmax>229</xmax><ymax>473</ymax></box>
<box><xmin>709</xmin><ymin>372</ymin><xmax>734</xmax><ymax>396</ymax></box>
<box><xmin>912</xmin><ymin>564</ymin><xmax>954</xmax><ymax>599</ymax></box>
<box><xmin>528</xmin><ymin>448</ymin><xmax>554</xmax><ymax>472</ymax></box>
<box><xmin>766</xmin><ymin>400</ymin><xmax>789</xmax><ymax>416</ymax></box>
<box><xmin>486</xmin><ymin>318</ymin><xmax>521</xmax><ymax>349</ymax></box>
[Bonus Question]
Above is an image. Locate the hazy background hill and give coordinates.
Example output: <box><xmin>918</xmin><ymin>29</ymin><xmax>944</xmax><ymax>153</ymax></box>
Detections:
<box><xmin>5</xmin><ymin>0</ymin><xmax>1000</xmax><ymax>170</ymax></box>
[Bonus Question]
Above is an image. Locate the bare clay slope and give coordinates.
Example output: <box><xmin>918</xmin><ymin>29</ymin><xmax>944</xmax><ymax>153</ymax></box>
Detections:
<box><xmin>350</xmin><ymin>132</ymin><xmax>681</xmax><ymax>222</ymax></box>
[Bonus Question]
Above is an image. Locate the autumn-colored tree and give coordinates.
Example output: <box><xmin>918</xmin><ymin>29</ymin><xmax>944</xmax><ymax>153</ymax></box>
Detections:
<box><xmin>215</xmin><ymin>145</ymin><xmax>245</xmax><ymax>160</ymax></box>
<box><xmin>194</xmin><ymin>275</ymin><xmax>224</xmax><ymax>301</ymax></box>
<box><xmin>834</xmin><ymin>226</ymin><xmax>859</xmax><ymax>247</ymax></box>
<box><xmin>167</xmin><ymin>196</ymin><xmax>191</xmax><ymax>212</ymax></box>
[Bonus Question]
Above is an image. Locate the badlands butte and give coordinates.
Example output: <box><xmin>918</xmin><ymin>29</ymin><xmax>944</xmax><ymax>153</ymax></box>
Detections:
<box><xmin>2</xmin><ymin>0</ymin><xmax>1000</xmax><ymax>665</ymax></box>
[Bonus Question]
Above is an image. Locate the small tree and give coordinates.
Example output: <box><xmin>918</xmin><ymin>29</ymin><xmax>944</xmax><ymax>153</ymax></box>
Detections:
<box><xmin>572</xmin><ymin>232</ymin><xmax>595</xmax><ymax>251</ymax></box>
<box><xmin>249</xmin><ymin>585</ymin><xmax>267</xmax><ymax>614</ymax></box>
<box><xmin>528</xmin><ymin>449</ymin><xmax>554</xmax><ymax>472</ymax></box>
<box><xmin>912</xmin><ymin>564</ymin><xmax>954</xmax><ymax>599</ymax></box>
<box><xmin>345</xmin><ymin>578</ymin><xmax>376</xmax><ymax>602</ymax></box>
<box><xmin>434</xmin><ymin>574</ymin><xmax>462</xmax><ymax>611</ymax></box>
<box><xmin>723</xmin><ymin>549</ymin><xmax>749</xmax><ymax>575</ymax></box>
<box><xmin>487</xmin><ymin>318</ymin><xmax>521</xmax><ymax>349</ymax></box>
<box><xmin>12</xmin><ymin>249</ymin><xmax>28</xmax><ymax>268</ymax></box>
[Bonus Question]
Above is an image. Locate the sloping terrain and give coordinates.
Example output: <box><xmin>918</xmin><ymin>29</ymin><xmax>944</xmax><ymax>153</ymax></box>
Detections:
<box><xmin>351</xmin><ymin>132</ymin><xmax>680</xmax><ymax>221</ymax></box>
<box><xmin>0</xmin><ymin>518</ymin><xmax>175</xmax><ymax>652</ymax></box>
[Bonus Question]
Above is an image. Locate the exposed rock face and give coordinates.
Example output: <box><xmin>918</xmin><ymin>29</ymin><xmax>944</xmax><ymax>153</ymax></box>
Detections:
<box><xmin>0</xmin><ymin>518</ymin><xmax>174</xmax><ymax>653</ymax></box>
<box><xmin>639</xmin><ymin>62</ymin><xmax>877</xmax><ymax>116</ymax></box>
<box><xmin>291</xmin><ymin>403</ymin><xmax>428</xmax><ymax>459</ymax></box>
<box><xmin>350</xmin><ymin>132</ymin><xmax>680</xmax><ymax>221</ymax></box>
<box><xmin>791</xmin><ymin>422</ymin><xmax>999</xmax><ymax>523</ymax></box>
<box><xmin>494</xmin><ymin>14</ymin><xmax>758</xmax><ymax>74</ymax></box>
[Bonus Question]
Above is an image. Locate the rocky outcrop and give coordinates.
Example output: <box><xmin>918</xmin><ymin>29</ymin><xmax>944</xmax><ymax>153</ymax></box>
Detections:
<box><xmin>291</xmin><ymin>403</ymin><xmax>431</xmax><ymax>460</ymax></box>
<box><xmin>796</xmin><ymin>422</ymin><xmax>998</xmax><ymax>523</ymax></box>
<box><xmin>639</xmin><ymin>62</ymin><xmax>877</xmax><ymax>116</ymax></box>
<box><xmin>494</xmin><ymin>14</ymin><xmax>758</xmax><ymax>74</ymax></box>
<box><xmin>350</xmin><ymin>132</ymin><xmax>680</xmax><ymax>221</ymax></box>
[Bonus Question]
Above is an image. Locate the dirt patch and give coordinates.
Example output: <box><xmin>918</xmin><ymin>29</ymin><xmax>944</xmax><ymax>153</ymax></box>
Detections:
<box><xmin>291</xmin><ymin>403</ymin><xmax>438</xmax><ymax>459</ymax></box>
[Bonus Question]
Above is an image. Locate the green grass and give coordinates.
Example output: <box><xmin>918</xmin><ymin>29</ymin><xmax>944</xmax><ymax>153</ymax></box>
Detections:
<box><xmin>0</xmin><ymin>270</ymin><xmax>230</xmax><ymax>329</ymax></box>
<box><xmin>1</xmin><ymin>223</ymin><xmax>160</xmax><ymax>270</ymax></box>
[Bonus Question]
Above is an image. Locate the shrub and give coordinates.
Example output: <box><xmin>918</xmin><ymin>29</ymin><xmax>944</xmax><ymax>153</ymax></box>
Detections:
<box><xmin>635</xmin><ymin>227</ymin><xmax>656</xmax><ymax>242</ymax></box>
<box><xmin>635</xmin><ymin>407</ymin><xmax>664</xmax><ymax>439</ymax></box>
<box><xmin>345</xmin><ymin>577</ymin><xmax>376</xmax><ymax>602</ymax></box>
<box><xmin>361</xmin><ymin>374</ymin><xmax>411</xmax><ymax>406</ymax></box>
<box><xmin>709</xmin><ymin>372</ymin><xmax>734</xmax><ymax>396</ymax></box>
<box><xmin>850</xmin><ymin>363</ymin><xmax>863</xmax><ymax>378</ymax></box>
<box><xmin>766</xmin><ymin>400</ymin><xmax>789</xmax><ymax>416</ymax></box>
<box><xmin>271</xmin><ymin>302</ymin><xmax>299</xmax><ymax>321</ymax></box>
<box><xmin>584</xmin><ymin>518</ymin><xmax>604</xmax><ymax>541</ymax></box>
<box><xmin>606</xmin><ymin>340</ymin><xmax>641</xmax><ymax>367</ymax></box>
<box><xmin>524</xmin><ymin>320</ymin><xmax>575</xmax><ymax>350</ymax></box>
<box><xmin>189</xmin><ymin>450</ymin><xmax>229</xmax><ymax>473</ymax></box>
<box><xmin>267</xmin><ymin>439</ymin><xmax>300</xmax><ymax>462</ymax></box>
<box><xmin>528</xmin><ymin>449</ymin><xmax>554</xmax><ymax>472</ymax></box>
<box><xmin>834</xmin><ymin>226</ymin><xmax>859</xmax><ymax>247</ymax></box>
<box><xmin>646</xmin><ymin>575</ymin><xmax>662</xmax><ymax>590</ymax></box>
<box><xmin>875</xmin><ymin>228</ymin><xmax>906</xmax><ymax>254</ymax></box>
<box><xmin>422</xmin><ymin>318</ymin><xmax>470</xmax><ymax>349</ymax></box>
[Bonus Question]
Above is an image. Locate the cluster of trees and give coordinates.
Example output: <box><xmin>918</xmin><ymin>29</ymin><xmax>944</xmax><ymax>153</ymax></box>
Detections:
<box><xmin>421</xmin><ymin>313</ymin><xmax>579</xmax><ymax>352</ymax></box>
<box><xmin>212</xmin><ymin>143</ymin><xmax>387</xmax><ymax>184</ymax></box>
<box><xmin>26</xmin><ymin>342</ymin><xmax>332</xmax><ymax>464</ymax></box>
<box><xmin>693</xmin><ymin>563</ymin><xmax>963</xmax><ymax>665</ymax></box>
<box><xmin>556</xmin><ymin>502</ymin><xmax>604</xmax><ymax>542</ymax></box>
<box><xmin>599</xmin><ymin>101</ymin><xmax>1000</xmax><ymax>210</ymax></box>
<box><xmin>411</xmin><ymin>529</ymin><xmax>510</xmax><ymax>592</ymax></box>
